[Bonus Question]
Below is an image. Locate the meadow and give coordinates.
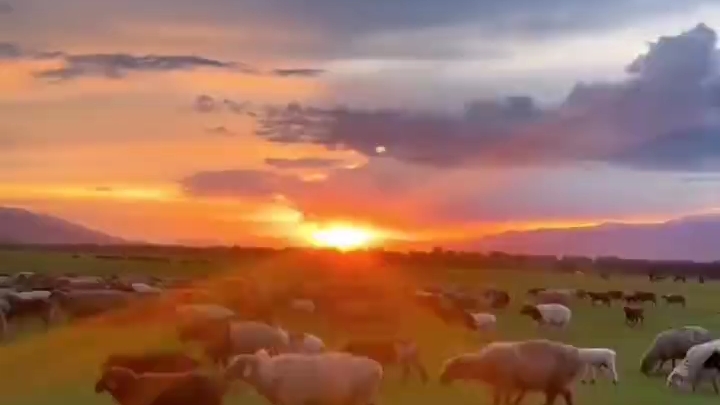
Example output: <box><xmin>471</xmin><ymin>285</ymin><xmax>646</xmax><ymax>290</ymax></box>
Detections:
<box><xmin>0</xmin><ymin>249</ymin><xmax>719</xmax><ymax>405</ymax></box>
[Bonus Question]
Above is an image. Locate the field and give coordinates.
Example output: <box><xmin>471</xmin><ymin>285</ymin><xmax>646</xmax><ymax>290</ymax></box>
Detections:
<box><xmin>1</xmin><ymin>249</ymin><xmax>719</xmax><ymax>405</ymax></box>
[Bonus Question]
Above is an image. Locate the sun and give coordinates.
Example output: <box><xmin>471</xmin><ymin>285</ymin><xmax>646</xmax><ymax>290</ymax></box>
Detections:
<box><xmin>306</xmin><ymin>223</ymin><xmax>377</xmax><ymax>251</ymax></box>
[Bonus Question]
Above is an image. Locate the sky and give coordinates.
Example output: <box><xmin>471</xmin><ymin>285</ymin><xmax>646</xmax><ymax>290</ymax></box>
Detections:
<box><xmin>4</xmin><ymin>1</ymin><xmax>720</xmax><ymax>248</ymax></box>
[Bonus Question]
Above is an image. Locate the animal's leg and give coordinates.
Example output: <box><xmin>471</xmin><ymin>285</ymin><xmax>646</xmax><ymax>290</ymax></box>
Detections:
<box><xmin>543</xmin><ymin>388</ymin><xmax>559</xmax><ymax>405</ymax></box>
<box><xmin>400</xmin><ymin>361</ymin><xmax>411</xmax><ymax>384</ymax></box>
<box><xmin>712</xmin><ymin>378</ymin><xmax>719</xmax><ymax>395</ymax></box>
<box><xmin>511</xmin><ymin>389</ymin><xmax>526</xmax><ymax>405</ymax></box>
<box><xmin>580</xmin><ymin>364</ymin><xmax>588</xmax><ymax>384</ymax></box>
<box><xmin>492</xmin><ymin>388</ymin><xmax>502</xmax><ymax>405</ymax></box>
<box><xmin>671</xmin><ymin>359</ymin><xmax>675</xmax><ymax>369</ymax></box>
<box><xmin>590</xmin><ymin>365</ymin><xmax>597</xmax><ymax>384</ymax></box>
<box><xmin>414</xmin><ymin>360</ymin><xmax>429</xmax><ymax>384</ymax></box>
<box><xmin>560</xmin><ymin>388</ymin><xmax>574</xmax><ymax>405</ymax></box>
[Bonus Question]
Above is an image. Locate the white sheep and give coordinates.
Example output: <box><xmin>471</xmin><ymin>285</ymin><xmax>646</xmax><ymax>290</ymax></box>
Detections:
<box><xmin>225</xmin><ymin>349</ymin><xmax>383</xmax><ymax>405</ymax></box>
<box><xmin>287</xmin><ymin>332</ymin><xmax>326</xmax><ymax>354</ymax></box>
<box><xmin>520</xmin><ymin>303</ymin><xmax>572</xmax><ymax>329</ymax></box>
<box><xmin>175</xmin><ymin>304</ymin><xmax>236</xmax><ymax>321</ymax></box>
<box><xmin>289</xmin><ymin>299</ymin><xmax>316</xmax><ymax>314</ymax></box>
<box><xmin>130</xmin><ymin>282</ymin><xmax>162</xmax><ymax>294</ymax></box>
<box><xmin>668</xmin><ymin>339</ymin><xmax>720</xmax><ymax>393</ymax></box>
<box><xmin>468</xmin><ymin>312</ymin><xmax>497</xmax><ymax>331</ymax></box>
<box><xmin>578</xmin><ymin>348</ymin><xmax>619</xmax><ymax>384</ymax></box>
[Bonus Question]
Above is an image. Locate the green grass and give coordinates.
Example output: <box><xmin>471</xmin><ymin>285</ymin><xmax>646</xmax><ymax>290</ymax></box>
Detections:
<box><xmin>1</xmin><ymin>250</ymin><xmax>720</xmax><ymax>404</ymax></box>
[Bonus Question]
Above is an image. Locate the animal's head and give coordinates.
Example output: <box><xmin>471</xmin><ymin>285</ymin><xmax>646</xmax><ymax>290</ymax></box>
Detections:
<box><xmin>519</xmin><ymin>305</ymin><xmax>541</xmax><ymax>320</ymax></box>
<box><xmin>439</xmin><ymin>355</ymin><xmax>488</xmax><ymax>385</ymax></box>
<box><xmin>225</xmin><ymin>350</ymin><xmax>270</xmax><ymax>382</ymax></box>
<box><xmin>94</xmin><ymin>367</ymin><xmax>137</xmax><ymax>396</ymax></box>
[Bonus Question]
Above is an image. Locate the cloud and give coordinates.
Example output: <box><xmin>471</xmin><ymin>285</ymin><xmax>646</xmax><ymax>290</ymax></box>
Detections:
<box><xmin>250</xmin><ymin>23</ymin><xmax>720</xmax><ymax>172</ymax></box>
<box><xmin>0</xmin><ymin>2</ymin><xmax>12</xmax><ymax>14</ymax></box>
<box><xmin>33</xmin><ymin>53</ymin><xmax>246</xmax><ymax>81</ymax></box>
<box><xmin>180</xmin><ymin>169</ymin><xmax>302</xmax><ymax>198</ymax></box>
<box><xmin>264</xmin><ymin>157</ymin><xmax>345</xmax><ymax>169</ymax></box>
<box><xmin>0</xmin><ymin>43</ymin><xmax>23</xmax><ymax>59</ymax></box>
<box><xmin>272</xmin><ymin>68</ymin><xmax>325</xmax><ymax>77</ymax></box>
<box><xmin>206</xmin><ymin>125</ymin><xmax>235</xmax><ymax>136</ymax></box>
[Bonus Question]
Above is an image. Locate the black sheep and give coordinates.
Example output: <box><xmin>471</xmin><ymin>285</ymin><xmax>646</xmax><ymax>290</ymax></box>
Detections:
<box><xmin>95</xmin><ymin>366</ymin><xmax>225</xmax><ymax>405</ymax></box>
<box><xmin>102</xmin><ymin>352</ymin><xmax>200</xmax><ymax>374</ymax></box>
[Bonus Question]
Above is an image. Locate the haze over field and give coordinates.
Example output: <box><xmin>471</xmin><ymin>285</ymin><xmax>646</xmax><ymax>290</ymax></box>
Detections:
<box><xmin>4</xmin><ymin>1</ymin><xmax>720</xmax><ymax>258</ymax></box>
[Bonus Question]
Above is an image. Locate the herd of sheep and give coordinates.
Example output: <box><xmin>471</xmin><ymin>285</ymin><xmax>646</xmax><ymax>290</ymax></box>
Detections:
<box><xmin>0</xmin><ymin>270</ymin><xmax>718</xmax><ymax>405</ymax></box>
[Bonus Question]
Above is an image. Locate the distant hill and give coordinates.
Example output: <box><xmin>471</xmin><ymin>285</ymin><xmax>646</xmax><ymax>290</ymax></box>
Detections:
<box><xmin>469</xmin><ymin>214</ymin><xmax>720</xmax><ymax>262</ymax></box>
<box><xmin>0</xmin><ymin>207</ymin><xmax>125</xmax><ymax>245</ymax></box>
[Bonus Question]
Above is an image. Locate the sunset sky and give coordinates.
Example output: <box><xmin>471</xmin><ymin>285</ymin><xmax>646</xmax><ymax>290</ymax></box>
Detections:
<box><xmin>4</xmin><ymin>1</ymin><xmax>720</xmax><ymax>248</ymax></box>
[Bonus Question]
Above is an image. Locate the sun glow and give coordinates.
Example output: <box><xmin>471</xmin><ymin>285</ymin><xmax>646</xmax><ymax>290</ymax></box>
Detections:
<box><xmin>305</xmin><ymin>223</ymin><xmax>378</xmax><ymax>251</ymax></box>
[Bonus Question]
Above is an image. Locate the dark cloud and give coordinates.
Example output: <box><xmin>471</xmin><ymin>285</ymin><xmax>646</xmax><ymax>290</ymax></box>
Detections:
<box><xmin>206</xmin><ymin>126</ymin><xmax>235</xmax><ymax>136</ymax></box>
<box><xmin>180</xmin><ymin>169</ymin><xmax>302</xmax><ymax>198</ymax></box>
<box><xmin>194</xmin><ymin>95</ymin><xmax>217</xmax><ymax>113</ymax></box>
<box><xmin>0</xmin><ymin>42</ymin><xmax>23</xmax><ymax>59</ymax></box>
<box><xmin>250</xmin><ymin>24</ymin><xmax>720</xmax><ymax>172</ymax></box>
<box><xmin>33</xmin><ymin>53</ymin><xmax>246</xmax><ymax>81</ymax></box>
<box><xmin>264</xmin><ymin>157</ymin><xmax>345</xmax><ymax>169</ymax></box>
<box><xmin>0</xmin><ymin>2</ymin><xmax>12</xmax><ymax>14</ymax></box>
<box><xmin>272</xmin><ymin>68</ymin><xmax>325</xmax><ymax>77</ymax></box>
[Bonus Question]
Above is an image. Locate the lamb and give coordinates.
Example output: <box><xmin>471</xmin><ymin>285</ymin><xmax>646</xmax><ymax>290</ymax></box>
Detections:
<box><xmin>662</xmin><ymin>294</ymin><xmax>686</xmax><ymax>307</ymax></box>
<box><xmin>225</xmin><ymin>349</ymin><xmax>383</xmax><ymax>405</ymax></box>
<box><xmin>667</xmin><ymin>339</ymin><xmax>720</xmax><ymax>393</ymax></box>
<box><xmin>467</xmin><ymin>312</ymin><xmax>497</xmax><ymax>331</ymax></box>
<box><xmin>287</xmin><ymin>331</ymin><xmax>325</xmax><ymax>354</ymax></box>
<box><xmin>94</xmin><ymin>366</ymin><xmax>226</xmax><ymax>405</ymax></box>
<box><xmin>520</xmin><ymin>303</ymin><xmax>572</xmax><ymax>329</ymax></box>
<box><xmin>439</xmin><ymin>339</ymin><xmax>584</xmax><ymax>405</ymax></box>
<box><xmin>640</xmin><ymin>326</ymin><xmax>713</xmax><ymax>375</ymax></box>
<box><xmin>625</xmin><ymin>291</ymin><xmax>657</xmax><ymax>305</ymax></box>
<box><xmin>534</xmin><ymin>290</ymin><xmax>572</xmax><ymax>306</ymax></box>
<box><xmin>101</xmin><ymin>352</ymin><xmax>201</xmax><ymax>374</ymax></box>
<box><xmin>341</xmin><ymin>338</ymin><xmax>429</xmax><ymax>383</ymax></box>
<box><xmin>577</xmin><ymin>348</ymin><xmax>619</xmax><ymax>385</ymax></box>
<box><xmin>623</xmin><ymin>306</ymin><xmax>644</xmax><ymax>327</ymax></box>
<box><xmin>586</xmin><ymin>292</ymin><xmax>611</xmax><ymax>307</ymax></box>
<box><xmin>178</xmin><ymin>320</ymin><xmax>289</xmax><ymax>366</ymax></box>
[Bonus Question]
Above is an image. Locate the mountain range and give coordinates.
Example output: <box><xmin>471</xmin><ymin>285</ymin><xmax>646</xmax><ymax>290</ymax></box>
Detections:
<box><xmin>2</xmin><ymin>206</ymin><xmax>720</xmax><ymax>261</ymax></box>
<box><xmin>470</xmin><ymin>214</ymin><xmax>720</xmax><ymax>262</ymax></box>
<box><xmin>0</xmin><ymin>206</ymin><xmax>125</xmax><ymax>245</ymax></box>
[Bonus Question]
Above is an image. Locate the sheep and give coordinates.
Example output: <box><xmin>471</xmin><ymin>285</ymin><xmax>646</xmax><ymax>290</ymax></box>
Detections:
<box><xmin>287</xmin><ymin>331</ymin><xmax>325</xmax><ymax>354</ymax></box>
<box><xmin>225</xmin><ymin>349</ymin><xmax>383</xmax><ymax>405</ymax></box>
<box><xmin>624</xmin><ymin>291</ymin><xmax>656</xmax><ymax>305</ymax></box>
<box><xmin>467</xmin><ymin>312</ymin><xmax>497</xmax><ymax>332</ymax></box>
<box><xmin>341</xmin><ymin>338</ymin><xmax>428</xmax><ymax>383</ymax></box>
<box><xmin>484</xmin><ymin>289</ymin><xmax>510</xmax><ymax>309</ymax></box>
<box><xmin>49</xmin><ymin>289</ymin><xmax>132</xmax><ymax>318</ymax></box>
<box><xmin>640</xmin><ymin>326</ymin><xmax>713</xmax><ymax>375</ymax></box>
<box><xmin>662</xmin><ymin>294</ymin><xmax>686</xmax><ymax>307</ymax></box>
<box><xmin>623</xmin><ymin>306</ymin><xmax>644</xmax><ymax>327</ymax></box>
<box><xmin>131</xmin><ymin>283</ymin><xmax>163</xmax><ymax>295</ymax></box>
<box><xmin>288</xmin><ymin>298</ymin><xmax>316</xmax><ymax>314</ymax></box>
<box><xmin>534</xmin><ymin>290</ymin><xmax>572</xmax><ymax>306</ymax></box>
<box><xmin>667</xmin><ymin>339</ymin><xmax>720</xmax><ymax>393</ymax></box>
<box><xmin>527</xmin><ymin>288</ymin><xmax>546</xmax><ymax>296</ymax></box>
<box><xmin>94</xmin><ymin>366</ymin><xmax>226</xmax><ymax>405</ymax></box>
<box><xmin>606</xmin><ymin>290</ymin><xmax>624</xmax><ymax>300</ymax></box>
<box><xmin>101</xmin><ymin>352</ymin><xmax>201</xmax><ymax>374</ymax></box>
<box><xmin>577</xmin><ymin>348</ymin><xmax>619</xmax><ymax>385</ymax></box>
<box><xmin>3</xmin><ymin>292</ymin><xmax>57</xmax><ymax>328</ymax></box>
<box><xmin>178</xmin><ymin>320</ymin><xmax>289</xmax><ymax>366</ymax></box>
<box><xmin>175</xmin><ymin>304</ymin><xmax>236</xmax><ymax>322</ymax></box>
<box><xmin>520</xmin><ymin>303</ymin><xmax>572</xmax><ymax>329</ymax></box>
<box><xmin>439</xmin><ymin>339</ymin><xmax>584</xmax><ymax>405</ymax></box>
<box><xmin>586</xmin><ymin>292</ymin><xmax>611</xmax><ymax>307</ymax></box>
<box><xmin>674</xmin><ymin>275</ymin><xmax>687</xmax><ymax>283</ymax></box>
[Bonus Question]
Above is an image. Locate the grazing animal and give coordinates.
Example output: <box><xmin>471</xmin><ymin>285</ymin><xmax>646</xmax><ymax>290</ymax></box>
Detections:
<box><xmin>640</xmin><ymin>326</ymin><xmax>713</xmax><ymax>375</ymax></box>
<box><xmin>667</xmin><ymin>339</ymin><xmax>720</xmax><ymax>393</ymax></box>
<box><xmin>3</xmin><ymin>292</ymin><xmax>57</xmax><ymax>328</ymax></box>
<box><xmin>607</xmin><ymin>290</ymin><xmax>624</xmax><ymax>300</ymax></box>
<box><xmin>49</xmin><ymin>289</ymin><xmax>132</xmax><ymax>318</ymax></box>
<box><xmin>101</xmin><ymin>352</ymin><xmax>200</xmax><ymax>374</ymax></box>
<box><xmin>577</xmin><ymin>348</ymin><xmax>619</xmax><ymax>384</ymax></box>
<box><xmin>625</xmin><ymin>291</ymin><xmax>656</xmax><ymax>305</ymax></box>
<box><xmin>534</xmin><ymin>290</ymin><xmax>572</xmax><ymax>306</ymax></box>
<box><xmin>342</xmin><ymin>338</ymin><xmax>428</xmax><ymax>383</ymax></box>
<box><xmin>225</xmin><ymin>349</ymin><xmax>383</xmax><ymax>405</ymax></box>
<box><xmin>527</xmin><ymin>288</ymin><xmax>546</xmax><ymax>296</ymax></box>
<box><xmin>94</xmin><ymin>366</ymin><xmax>226</xmax><ymax>405</ymax></box>
<box><xmin>520</xmin><ymin>303</ymin><xmax>572</xmax><ymax>329</ymax></box>
<box><xmin>623</xmin><ymin>306</ymin><xmax>644</xmax><ymax>327</ymax></box>
<box><xmin>485</xmin><ymin>289</ymin><xmax>511</xmax><ymax>309</ymax></box>
<box><xmin>439</xmin><ymin>339</ymin><xmax>583</xmax><ymax>405</ymax></box>
<box><xmin>286</xmin><ymin>331</ymin><xmax>325</xmax><ymax>354</ymax></box>
<box><xmin>178</xmin><ymin>320</ymin><xmax>289</xmax><ymax>366</ymax></box>
<box><xmin>586</xmin><ymin>292</ymin><xmax>611</xmax><ymax>307</ymax></box>
<box><xmin>662</xmin><ymin>294</ymin><xmax>686</xmax><ymax>307</ymax></box>
<box><xmin>467</xmin><ymin>312</ymin><xmax>497</xmax><ymax>332</ymax></box>
<box><xmin>674</xmin><ymin>275</ymin><xmax>687</xmax><ymax>283</ymax></box>
<box><xmin>175</xmin><ymin>304</ymin><xmax>236</xmax><ymax>322</ymax></box>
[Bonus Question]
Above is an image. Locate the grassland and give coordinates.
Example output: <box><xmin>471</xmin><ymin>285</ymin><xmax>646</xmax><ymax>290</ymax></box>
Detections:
<box><xmin>1</xmin><ymin>249</ymin><xmax>719</xmax><ymax>405</ymax></box>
